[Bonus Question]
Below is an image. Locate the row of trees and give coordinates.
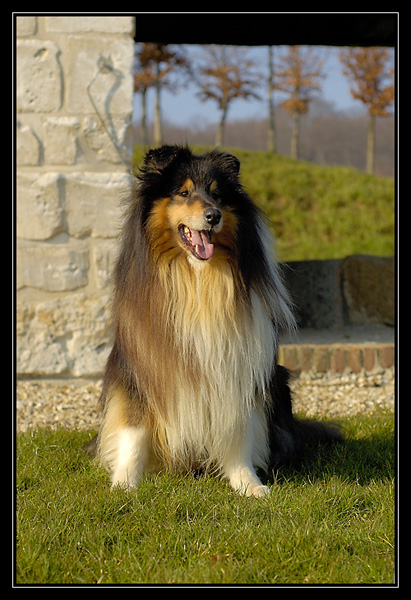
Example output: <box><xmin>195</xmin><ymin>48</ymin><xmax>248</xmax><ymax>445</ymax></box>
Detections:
<box><xmin>134</xmin><ymin>44</ymin><xmax>394</xmax><ymax>174</ymax></box>
<box><xmin>132</xmin><ymin>101</ymin><xmax>394</xmax><ymax>177</ymax></box>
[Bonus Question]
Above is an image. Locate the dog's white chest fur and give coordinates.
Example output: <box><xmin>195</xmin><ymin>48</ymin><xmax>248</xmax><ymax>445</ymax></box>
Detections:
<box><xmin>163</xmin><ymin>288</ymin><xmax>276</xmax><ymax>470</ymax></box>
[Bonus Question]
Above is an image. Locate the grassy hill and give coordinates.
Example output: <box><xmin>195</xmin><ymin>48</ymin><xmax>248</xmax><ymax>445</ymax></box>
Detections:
<box><xmin>132</xmin><ymin>146</ymin><xmax>395</xmax><ymax>263</ymax></box>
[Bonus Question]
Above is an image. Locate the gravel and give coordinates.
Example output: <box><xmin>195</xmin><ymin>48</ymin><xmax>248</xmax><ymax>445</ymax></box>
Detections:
<box><xmin>290</xmin><ymin>369</ymin><xmax>394</xmax><ymax>419</ymax></box>
<box><xmin>16</xmin><ymin>369</ymin><xmax>395</xmax><ymax>433</ymax></box>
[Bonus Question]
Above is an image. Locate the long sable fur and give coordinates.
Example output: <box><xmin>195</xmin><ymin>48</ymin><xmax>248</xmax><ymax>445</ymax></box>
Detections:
<box><xmin>87</xmin><ymin>146</ymin><xmax>342</xmax><ymax>472</ymax></box>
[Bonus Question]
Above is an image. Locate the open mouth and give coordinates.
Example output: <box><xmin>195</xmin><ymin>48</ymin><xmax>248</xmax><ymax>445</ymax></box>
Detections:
<box><xmin>178</xmin><ymin>224</ymin><xmax>214</xmax><ymax>260</ymax></box>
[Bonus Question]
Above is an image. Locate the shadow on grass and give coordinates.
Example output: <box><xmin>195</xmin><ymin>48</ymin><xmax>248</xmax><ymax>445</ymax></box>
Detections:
<box><xmin>266</xmin><ymin>427</ymin><xmax>395</xmax><ymax>487</ymax></box>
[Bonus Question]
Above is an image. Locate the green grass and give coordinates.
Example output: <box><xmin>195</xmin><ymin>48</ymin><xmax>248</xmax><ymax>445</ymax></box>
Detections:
<box><xmin>133</xmin><ymin>145</ymin><xmax>395</xmax><ymax>262</ymax></box>
<box><xmin>16</xmin><ymin>411</ymin><xmax>395</xmax><ymax>585</ymax></box>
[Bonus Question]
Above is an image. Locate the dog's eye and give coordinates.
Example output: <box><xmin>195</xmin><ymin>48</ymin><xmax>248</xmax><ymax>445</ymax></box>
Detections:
<box><xmin>180</xmin><ymin>190</ymin><xmax>190</xmax><ymax>197</ymax></box>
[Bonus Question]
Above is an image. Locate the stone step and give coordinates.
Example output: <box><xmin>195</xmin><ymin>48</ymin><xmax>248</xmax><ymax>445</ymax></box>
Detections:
<box><xmin>279</xmin><ymin>325</ymin><xmax>395</xmax><ymax>374</ymax></box>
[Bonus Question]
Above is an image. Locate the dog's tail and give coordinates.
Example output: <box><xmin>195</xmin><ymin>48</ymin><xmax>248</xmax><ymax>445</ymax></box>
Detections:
<box><xmin>293</xmin><ymin>418</ymin><xmax>343</xmax><ymax>447</ymax></box>
<box><xmin>268</xmin><ymin>366</ymin><xmax>343</xmax><ymax>468</ymax></box>
<box><xmin>269</xmin><ymin>417</ymin><xmax>342</xmax><ymax>468</ymax></box>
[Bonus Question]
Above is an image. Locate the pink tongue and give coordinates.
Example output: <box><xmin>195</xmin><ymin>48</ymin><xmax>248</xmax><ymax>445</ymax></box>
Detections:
<box><xmin>190</xmin><ymin>229</ymin><xmax>214</xmax><ymax>260</ymax></box>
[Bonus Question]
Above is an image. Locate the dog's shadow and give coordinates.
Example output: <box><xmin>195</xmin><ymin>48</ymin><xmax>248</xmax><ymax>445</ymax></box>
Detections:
<box><xmin>263</xmin><ymin>429</ymin><xmax>395</xmax><ymax>487</ymax></box>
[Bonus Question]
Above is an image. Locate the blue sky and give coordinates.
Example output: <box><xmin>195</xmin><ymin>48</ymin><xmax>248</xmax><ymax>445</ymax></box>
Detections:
<box><xmin>133</xmin><ymin>45</ymin><xmax>394</xmax><ymax>126</ymax></box>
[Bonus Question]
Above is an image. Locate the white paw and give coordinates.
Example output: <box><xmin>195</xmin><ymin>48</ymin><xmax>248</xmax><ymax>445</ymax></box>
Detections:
<box><xmin>110</xmin><ymin>480</ymin><xmax>138</xmax><ymax>492</ymax></box>
<box><xmin>248</xmin><ymin>484</ymin><xmax>269</xmax><ymax>498</ymax></box>
<box><xmin>110</xmin><ymin>468</ymin><xmax>142</xmax><ymax>491</ymax></box>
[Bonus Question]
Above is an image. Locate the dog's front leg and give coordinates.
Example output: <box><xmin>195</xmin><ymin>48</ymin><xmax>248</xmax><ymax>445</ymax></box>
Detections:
<box><xmin>221</xmin><ymin>416</ymin><xmax>269</xmax><ymax>498</ymax></box>
<box><xmin>110</xmin><ymin>425</ymin><xmax>151</xmax><ymax>491</ymax></box>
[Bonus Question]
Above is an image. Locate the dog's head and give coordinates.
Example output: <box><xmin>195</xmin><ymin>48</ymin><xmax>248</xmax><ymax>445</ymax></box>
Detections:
<box><xmin>138</xmin><ymin>146</ymin><xmax>243</xmax><ymax>263</ymax></box>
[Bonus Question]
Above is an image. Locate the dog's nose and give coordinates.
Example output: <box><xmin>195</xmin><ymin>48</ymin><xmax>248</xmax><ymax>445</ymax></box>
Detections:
<box><xmin>204</xmin><ymin>208</ymin><xmax>222</xmax><ymax>226</ymax></box>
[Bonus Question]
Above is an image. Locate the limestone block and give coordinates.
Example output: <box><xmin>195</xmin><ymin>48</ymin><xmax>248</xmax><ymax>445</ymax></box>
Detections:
<box><xmin>92</xmin><ymin>239</ymin><xmax>118</xmax><ymax>289</ymax></box>
<box><xmin>66</xmin><ymin>328</ymin><xmax>110</xmax><ymax>377</ymax></box>
<box><xmin>17</xmin><ymin>172</ymin><xmax>64</xmax><ymax>240</ymax></box>
<box><xmin>342</xmin><ymin>255</ymin><xmax>395</xmax><ymax>326</ymax></box>
<box><xmin>17</xmin><ymin>240</ymin><xmax>89</xmax><ymax>291</ymax></box>
<box><xmin>16</xmin><ymin>122</ymin><xmax>41</xmax><ymax>166</ymax></box>
<box><xmin>66</xmin><ymin>35</ymin><xmax>134</xmax><ymax>115</ymax></box>
<box><xmin>16</xmin><ymin>293</ymin><xmax>111</xmax><ymax>377</ymax></box>
<box><xmin>82</xmin><ymin>115</ymin><xmax>132</xmax><ymax>164</ymax></box>
<box><xmin>17</xmin><ymin>39</ymin><xmax>62</xmax><ymax>113</ymax></box>
<box><xmin>17</xmin><ymin>340</ymin><xmax>70</xmax><ymax>377</ymax></box>
<box><xmin>43</xmin><ymin>117</ymin><xmax>80</xmax><ymax>165</ymax></box>
<box><xmin>46</xmin><ymin>15</ymin><xmax>135</xmax><ymax>34</ymax></box>
<box><xmin>17</xmin><ymin>331</ymin><xmax>71</xmax><ymax>377</ymax></box>
<box><xmin>64</xmin><ymin>172</ymin><xmax>130</xmax><ymax>238</ymax></box>
<box><xmin>16</xmin><ymin>16</ymin><xmax>37</xmax><ymax>36</ymax></box>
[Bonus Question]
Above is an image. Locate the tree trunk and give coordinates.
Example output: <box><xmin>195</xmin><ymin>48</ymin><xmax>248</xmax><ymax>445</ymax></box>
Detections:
<box><xmin>290</xmin><ymin>111</ymin><xmax>300</xmax><ymax>160</ymax></box>
<box><xmin>267</xmin><ymin>45</ymin><xmax>276</xmax><ymax>153</ymax></box>
<box><xmin>141</xmin><ymin>88</ymin><xmax>148</xmax><ymax>146</ymax></box>
<box><xmin>366</xmin><ymin>112</ymin><xmax>375</xmax><ymax>174</ymax></box>
<box><xmin>216</xmin><ymin>102</ymin><xmax>228</xmax><ymax>147</ymax></box>
<box><xmin>153</xmin><ymin>63</ymin><xmax>162</xmax><ymax>147</ymax></box>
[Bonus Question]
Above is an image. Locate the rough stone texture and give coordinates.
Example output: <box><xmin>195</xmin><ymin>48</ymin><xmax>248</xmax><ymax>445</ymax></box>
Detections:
<box><xmin>17</xmin><ymin>240</ymin><xmax>89</xmax><ymax>291</ymax></box>
<box><xmin>82</xmin><ymin>115</ymin><xmax>132</xmax><ymax>164</ymax></box>
<box><xmin>342</xmin><ymin>255</ymin><xmax>395</xmax><ymax>326</ymax></box>
<box><xmin>282</xmin><ymin>256</ymin><xmax>395</xmax><ymax>329</ymax></box>
<box><xmin>16</xmin><ymin>122</ymin><xmax>42</xmax><ymax>166</ymax></box>
<box><xmin>92</xmin><ymin>239</ymin><xmax>119</xmax><ymax>289</ymax></box>
<box><xmin>16</xmin><ymin>16</ymin><xmax>135</xmax><ymax>379</ymax></box>
<box><xmin>17</xmin><ymin>293</ymin><xmax>111</xmax><ymax>377</ymax></box>
<box><xmin>16</xmin><ymin>39</ymin><xmax>62</xmax><ymax>113</ymax></box>
<box><xmin>45</xmin><ymin>16</ymin><xmax>134</xmax><ymax>34</ymax></box>
<box><xmin>16</xmin><ymin>16</ymin><xmax>37</xmax><ymax>37</ymax></box>
<box><xmin>281</xmin><ymin>259</ymin><xmax>345</xmax><ymax>329</ymax></box>
<box><xmin>64</xmin><ymin>172</ymin><xmax>129</xmax><ymax>239</ymax></box>
<box><xmin>17</xmin><ymin>172</ymin><xmax>64</xmax><ymax>240</ymax></box>
<box><xmin>65</xmin><ymin>35</ymin><xmax>134</xmax><ymax>115</ymax></box>
<box><xmin>42</xmin><ymin>117</ymin><xmax>81</xmax><ymax>165</ymax></box>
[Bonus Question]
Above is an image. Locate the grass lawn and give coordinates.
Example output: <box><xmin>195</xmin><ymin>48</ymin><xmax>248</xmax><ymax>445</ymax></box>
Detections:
<box><xmin>15</xmin><ymin>411</ymin><xmax>395</xmax><ymax>585</ymax></box>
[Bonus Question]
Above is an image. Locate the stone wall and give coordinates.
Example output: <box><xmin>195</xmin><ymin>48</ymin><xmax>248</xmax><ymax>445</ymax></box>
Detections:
<box><xmin>16</xmin><ymin>16</ymin><xmax>135</xmax><ymax>378</ymax></box>
<box><xmin>15</xmin><ymin>16</ymin><xmax>395</xmax><ymax>380</ymax></box>
<box><xmin>283</xmin><ymin>255</ymin><xmax>395</xmax><ymax>329</ymax></box>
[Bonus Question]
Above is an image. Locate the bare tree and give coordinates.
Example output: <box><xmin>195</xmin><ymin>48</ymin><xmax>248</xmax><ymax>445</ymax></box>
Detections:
<box><xmin>134</xmin><ymin>45</ymin><xmax>157</xmax><ymax>146</ymax></box>
<box><xmin>339</xmin><ymin>47</ymin><xmax>394</xmax><ymax>174</ymax></box>
<box><xmin>134</xmin><ymin>43</ymin><xmax>190</xmax><ymax>147</ymax></box>
<box><xmin>196</xmin><ymin>46</ymin><xmax>261</xmax><ymax>147</ymax></box>
<box><xmin>267</xmin><ymin>45</ymin><xmax>276</xmax><ymax>153</ymax></box>
<box><xmin>274</xmin><ymin>46</ymin><xmax>325</xmax><ymax>159</ymax></box>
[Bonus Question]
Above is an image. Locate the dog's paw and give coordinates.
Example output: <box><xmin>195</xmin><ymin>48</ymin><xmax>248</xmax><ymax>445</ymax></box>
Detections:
<box><xmin>110</xmin><ymin>481</ymin><xmax>137</xmax><ymax>493</ymax></box>
<box><xmin>248</xmin><ymin>484</ymin><xmax>269</xmax><ymax>498</ymax></box>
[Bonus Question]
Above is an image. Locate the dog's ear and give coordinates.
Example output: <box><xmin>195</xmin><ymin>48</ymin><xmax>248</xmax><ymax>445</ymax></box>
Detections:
<box><xmin>142</xmin><ymin>145</ymin><xmax>190</xmax><ymax>174</ymax></box>
<box><xmin>207</xmin><ymin>150</ymin><xmax>240</xmax><ymax>179</ymax></box>
<box><xmin>219</xmin><ymin>153</ymin><xmax>240</xmax><ymax>176</ymax></box>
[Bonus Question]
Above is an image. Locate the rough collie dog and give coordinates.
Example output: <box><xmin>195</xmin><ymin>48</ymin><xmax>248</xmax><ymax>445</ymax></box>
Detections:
<box><xmin>90</xmin><ymin>145</ymin><xmax>341</xmax><ymax>497</ymax></box>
